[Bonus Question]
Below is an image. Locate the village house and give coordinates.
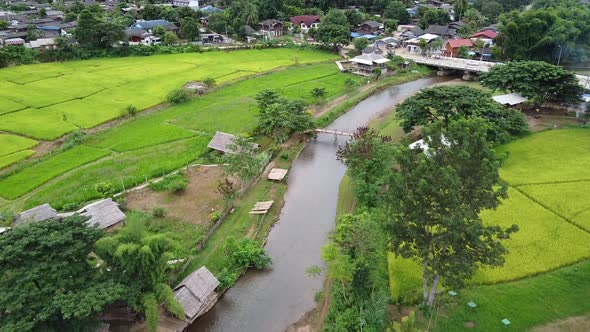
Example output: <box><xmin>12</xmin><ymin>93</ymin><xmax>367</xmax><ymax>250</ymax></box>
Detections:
<box><xmin>26</xmin><ymin>37</ymin><xmax>57</xmax><ymax>50</ymax></box>
<box><xmin>77</xmin><ymin>198</ymin><xmax>126</xmax><ymax>230</ymax></box>
<box><xmin>358</xmin><ymin>20</ymin><xmax>383</xmax><ymax>34</ymax></box>
<box><xmin>259</xmin><ymin>19</ymin><xmax>283</xmax><ymax>39</ymax></box>
<box><xmin>470</xmin><ymin>29</ymin><xmax>497</xmax><ymax>46</ymax></box>
<box><xmin>289</xmin><ymin>15</ymin><xmax>320</xmax><ymax>33</ymax></box>
<box><xmin>397</xmin><ymin>25</ymin><xmax>424</xmax><ymax>43</ymax></box>
<box><xmin>126</xmin><ymin>19</ymin><xmax>178</xmax><ymax>44</ymax></box>
<box><xmin>424</xmin><ymin>24</ymin><xmax>458</xmax><ymax>40</ymax></box>
<box><xmin>350</xmin><ymin>53</ymin><xmax>390</xmax><ymax>76</ymax></box>
<box><xmin>14</xmin><ymin>203</ymin><xmax>57</xmax><ymax>226</ymax></box>
<box><xmin>406</xmin><ymin>33</ymin><xmax>440</xmax><ymax>54</ymax></box>
<box><xmin>207</xmin><ymin>131</ymin><xmax>259</xmax><ymax>154</ymax></box>
<box><xmin>374</xmin><ymin>36</ymin><xmax>400</xmax><ymax>50</ymax></box>
<box><xmin>443</xmin><ymin>38</ymin><xmax>473</xmax><ymax>57</ymax></box>
<box><xmin>171</xmin><ymin>0</ymin><xmax>199</xmax><ymax>8</ymax></box>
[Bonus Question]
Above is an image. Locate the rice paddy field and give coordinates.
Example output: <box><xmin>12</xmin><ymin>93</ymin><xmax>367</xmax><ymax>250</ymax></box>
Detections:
<box><xmin>0</xmin><ymin>48</ymin><xmax>336</xmax><ymax>166</ymax></box>
<box><xmin>0</xmin><ymin>49</ymin><xmax>371</xmax><ymax>210</ymax></box>
<box><xmin>385</xmin><ymin>128</ymin><xmax>590</xmax><ymax>330</ymax></box>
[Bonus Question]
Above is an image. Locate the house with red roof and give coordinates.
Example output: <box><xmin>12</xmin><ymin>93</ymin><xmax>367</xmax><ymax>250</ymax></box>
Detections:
<box><xmin>289</xmin><ymin>15</ymin><xmax>321</xmax><ymax>33</ymax></box>
<box><xmin>443</xmin><ymin>38</ymin><xmax>473</xmax><ymax>57</ymax></box>
<box><xmin>470</xmin><ymin>30</ymin><xmax>497</xmax><ymax>46</ymax></box>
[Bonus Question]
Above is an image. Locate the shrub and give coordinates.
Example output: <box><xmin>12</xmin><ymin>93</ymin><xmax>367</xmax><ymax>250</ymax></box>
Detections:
<box><xmin>217</xmin><ymin>267</ymin><xmax>239</xmax><ymax>289</ymax></box>
<box><xmin>62</xmin><ymin>202</ymin><xmax>82</xmax><ymax>212</ymax></box>
<box><xmin>203</xmin><ymin>77</ymin><xmax>216</xmax><ymax>87</ymax></box>
<box><xmin>123</xmin><ymin>104</ymin><xmax>138</xmax><ymax>117</ymax></box>
<box><xmin>114</xmin><ymin>196</ymin><xmax>128</xmax><ymax>211</ymax></box>
<box><xmin>61</xmin><ymin>130</ymin><xmax>86</xmax><ymax>151</ymax></box>
<box><xmin>0</xmin><ymin>209</ymin><xmax>15</xmax><ymax>227</ymax></box>
<box><xmin>152</xmin><ymin>207</ymin><xmax>166</xmax><ymax>218</ymax></box>
<box><xmin>224</xmin><ymin>236</ymin><xmax>272</xmax><ymax>270</ymax></box>
<box><xmin>209</xmin><ymin>211</ymin><xmax>222</xmax><ymax>222</ymax></box>
<box><xmin>166</xmin><ymin>88</ymin><xmax>191</xmax><ymax>104</ymax></box>
<box><xmin>95</xmin><ymin>182</ymin><xmax>115</xmax><ymax>198</ymax></box>
<box><xmin>149</xmin><ymin>173</ymin><xmax>188</xmax><ymax>193</ymax></box>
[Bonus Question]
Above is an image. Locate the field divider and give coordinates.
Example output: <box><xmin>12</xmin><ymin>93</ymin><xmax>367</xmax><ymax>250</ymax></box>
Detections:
<box><xmin>281</xmin><ymin>72</ymin><xmax>340</xmax><ymax>88</ymax></box>
<box><xmin>510</xmin><ymin>185</ymin><xmax>590</xmax><ymax>234</ymax></box>
<box><xmin>7</xmin><ymin>73</ymin><xmax>65</xmax><ymax>85</ymax></box>
<box><xmin>511</xmin><ymin>178</ymin><xmax>590</xmax><ymax>187</ymax></box>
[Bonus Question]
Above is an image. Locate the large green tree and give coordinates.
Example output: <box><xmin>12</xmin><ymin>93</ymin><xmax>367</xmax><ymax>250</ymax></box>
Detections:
<box><xmin>95</xmin><ymin>215</ymin><xmax>184</xmax><ymax>332</ymax></box>
<box><xmin>223</xmin><ymin>135</ymin><xmax>267</xmax><ymax>190</ymax></box>
<box><xmin>255</xmin><ymin>89</ymin><xmax>314</xmax><ymax>142</ymax></box>
<box><xmin>383</xmin><ymin>1</ymin><xmax>410</xmax><ymax>24</ymax></box>
<box><xmin>385</xmin><ymin>119</ymin><xmax>518</xmax><ymax>306</ymax></box>
<box><xmin>418</xmin><ymin>9</ymin><xmax>450</xmax><ymax>29</ymax></box>
<box><xmin>180</xmin><ymin>17</ymin><xmax>200</xmax><ymax>41</ymax></box>
<box><xmin>317</xmin><ymin>9</ymin><xmax>350</xmax><ymax>49</ymax></box>
<box><xmin>395</xmin><ymin>85</ymin><xmax>528</xmax><ymax>144</ymax></box>
<box><xmin>480</xmin><ymin>61</ymin><xmax>583</xmax><ymax>105</ymax></box>
<box><xmin>0</xmin><ymin>217</ymin><xmax>125</xmax><ymax>331</ymax></box>
<box><xmin>336</xmin><ymin>127</ymin><xmax>395</xmax><ymax>208</ymax></box>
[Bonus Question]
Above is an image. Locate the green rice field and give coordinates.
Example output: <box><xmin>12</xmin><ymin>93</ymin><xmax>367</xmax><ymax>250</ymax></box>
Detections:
<box><xmin>0</xmin><ymin>48</ymin><xmax>337</xmax><ymax>168</ymax></box>
<box><xmin>0</xmin><ymin>50</ymin><xmax>369</xmax><ymax>209</ymax></box>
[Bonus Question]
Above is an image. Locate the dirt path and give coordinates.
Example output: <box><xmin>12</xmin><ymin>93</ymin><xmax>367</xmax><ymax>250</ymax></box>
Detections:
<box><xmin>531</xmin><ymin>315</ymin><xmax>590</xmax><ymax>332</ymax></box>
<box><xmin>313</xmin><ymin>82</ymin><xmax>376</xmax><ymax>119</ymax></box>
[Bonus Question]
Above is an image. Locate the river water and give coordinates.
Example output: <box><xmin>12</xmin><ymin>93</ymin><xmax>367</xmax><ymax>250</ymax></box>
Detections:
<box><xmin>190</xmin><ymin>77</ymin><xmax>449</xmax><ymax>332</ymax></box>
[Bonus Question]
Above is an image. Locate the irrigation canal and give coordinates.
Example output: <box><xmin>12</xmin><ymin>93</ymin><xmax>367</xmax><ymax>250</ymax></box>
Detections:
<box><xmin>190</xmin><ymin>76</ymin><xmax>451</xmax><ymax>332</ymax></box>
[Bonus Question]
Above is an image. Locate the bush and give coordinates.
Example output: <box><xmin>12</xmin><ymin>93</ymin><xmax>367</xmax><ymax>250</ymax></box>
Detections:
<box><xmin>62</xmin><ymin>202</ymin><xmax>82</xmax><ymax>212</ymax></box>
<box><xmin>149</xmin><ymin>173</ymin><xmax>188</xmax><ymax>193</ymax></box>
<box><xmin>209</xmin><ymin>211</ymin><xmax>222</xmax><ymax>222</ymax></box>
<box><xmin>95</xmin><ymin>182</ymin><xmax>115</xmax><ymax>198</ymax></box>
<box><xmin>224</xmin><ymin>236</ymin><xmax>272</xmax><ymax>270</ymax></box>
<box><xmin>61</xmin><ymin>130</ymin><xmax>86</xmax><ymax>151</ymax></box>
<box><xmin>114</xmin><ymin>196</ymin><xmax>128</xmax><ymax>211</ymax></box>
<box><xmin>0</xmin><ymin>209</ymin><xmax>15</xmax><ymax>227</ymax></box>
<box><xmin>217</xmin><ymin>267</ymin><xmax>239</xmax><ymax>289</ymax></box>
<box><xmin>152</xmin><ymin>207</ymin><xmax>166</xmax><ymax>218</ymax></box>
<box><xmin>203</xmin><ymin>77</ymin><xmax>216</xmax><ymax>87</ymax></box>
<box><xmin>123</xmin><ymin>104</ymin><xmax>138</xmax><ymax>117</ymax></box>
<box><xmin>166</xmin><ymin>88</ymin><xmax>191</xmax><ymax>104</ymax></box>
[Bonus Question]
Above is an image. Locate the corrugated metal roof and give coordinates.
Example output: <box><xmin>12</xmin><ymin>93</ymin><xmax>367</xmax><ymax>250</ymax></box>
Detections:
<box><xmin>492</xmin><ymin>93</ymin><xmax>528</xmax><ymax>106</ymax></box>
<box><xmin>78</xmin><ymin>198</ymin><xmax>125</xmax><ymax>229</ymax></box>
<box><xmin>15</xmin><ymin>203</ymin><xmax>57</xmax><ymax>225</ymax></box>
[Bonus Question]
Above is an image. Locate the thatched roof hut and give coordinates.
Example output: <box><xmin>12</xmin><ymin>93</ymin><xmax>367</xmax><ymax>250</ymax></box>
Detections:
<box><xmin>174</xmin><ymin>266</ymin><xmax>220</xmax><ymax>323</ymax></box>
<box><xmin>207</xmin><ymin>131</ymin><xmax>258</xmax><ymax>154</ymax></box>
<box><xmin>79</xmin><ymin>198</ymin><xmax>125</xmax><ymax>230</ymax></box>
<box><xmin>15</xmin><ymin>203</ymin><xmax>57</xmax><ymax>226</ymax></box>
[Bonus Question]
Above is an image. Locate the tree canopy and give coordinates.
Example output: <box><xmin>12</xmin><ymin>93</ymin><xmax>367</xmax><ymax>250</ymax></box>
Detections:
<box><xmin>255</xmin><ymin>89</ymin><xmax>314</xmax><ymax>142</ymax></box>
<box><xmin>95</xmin><ymin>215</ymin><xmax>184</xmax><ymax>331</ymax></box>
<box><xmin>395</xmin><ymin>85</ymin><xmax>528</xmax><ymax>144</ymax></box>
<box><xmin>0</xmin><ymin>217</ymin><xmax>125</xmax><ymax>332</ymax></box>
<box><xmin>317</xmin><ymin>9</ymin><xmax>350</xmax><ymax>49</ymax></box>
<box><xmin>384</xmin><ymin>119</ymin><xmax>518</xmax><ymax>306</ymax></box>
<box><xmin>480</xmin><ymin>61</ymin><xmax>583</xmax><ymax>105</ymax></box>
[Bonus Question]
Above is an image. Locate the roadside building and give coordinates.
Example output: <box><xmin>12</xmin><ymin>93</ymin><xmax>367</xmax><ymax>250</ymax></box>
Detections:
<box><xmin>171</xmin><ymin>0</ymin><xmax>199</xmax><ymax>7</ymax></box>
<box><xmin>2</xmin><ymin>37</ymin><xmax>26</xmax><ymax>46</ymax></box>
<box><xmin>424</xmin><ymin>24</ymin><xmax>458</xmax><ymax>39</ymax></box>
<box><xmin>259</xmin><ymin>19</ymin><xmax>283</xmax><ymax>39</ymax></box>
<box><xmin>374</xmin><ymin>37</ymin><xmax>399</xmax><ymax>50</ymax></box>
<box><xmin>358</xmin><ymin>20</ymin><xmax>383</xmax><ymax>34</ymax></box>
<box><xmin>406</xmin><ymin>33</ymin><xmax>440</xmax><ymax>54</ymax></box>
<box><xmin>26</xmin><ymin>37</ymin><xmax>57</xmax><ymax>50</ymax></box>
<box><xmin>470</xmin><ymin>30</ymin><xmax>497</xmax><ymax>46</ymax></box>
<box><xmin>350</xmin><ymin>53</ymin><xmax>390</xmax><ymax>76</ymax></box>
<box><xmin>443</xmin><ymin>38</ymin><xmax>472</xmax><ymax>57</ymax></box>
<box><xmin>129</xmin><ymin>19</ymin><xmax>178</xmax><ymax>33</ymax></box>
<box><xmin>289</xmin><ymin>15</ymin><xmax>320</xmax><ymax>33</ymax></box>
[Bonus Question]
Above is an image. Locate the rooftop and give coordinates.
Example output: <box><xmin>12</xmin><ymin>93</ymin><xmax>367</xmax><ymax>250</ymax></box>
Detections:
<box><xmin>78</xmin><ymin>198</ymin><xmax>126</xmax><ymax>229</ymax></box>
<box><xmin>174</xmin><ymin>266</ymin><xmax>220</xmax><ymax>320</ymax></box>
<box><xmin>15</xmin><ymin>203</ymin><xmax>57</xmax><ymax>226</ymax></box>
<box><xmin>492</xmin><ymin>93</ymin><xmax>528</xmax><ymax>106</ymax></box>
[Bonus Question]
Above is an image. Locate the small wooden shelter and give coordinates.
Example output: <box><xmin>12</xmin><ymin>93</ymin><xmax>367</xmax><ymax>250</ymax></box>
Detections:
<box><xmin>79</xmin><ymin>198</ymin><xmax>126</xmax><ymax>230</ymax></box>
<box><xmin>173</xmin><ymin>266</ymin><xmax>220</xmax><ymax>324</ymax></box>
<box><xmin>267</xmin><ymin>168</ymin><xmax>288</xmax><ymax>181</ymax></box>
<box><xmin>207</xmin><ymin>131</ymin><xmax>259</xmax><ymax>154</ymax></box>
<box><xmin>15</xmin><ymin>203</ymin><xmax>57</xmax><ymax>226</ymax></box>
<box><xmin>249</xmin><ymin>201</ymin><xmax>274</xmax><ymax>215</ymax></box>
<box><xmin>492</xmin><ymin>93</ymin><xmax>528</xmax><ymax>107</ymax></box>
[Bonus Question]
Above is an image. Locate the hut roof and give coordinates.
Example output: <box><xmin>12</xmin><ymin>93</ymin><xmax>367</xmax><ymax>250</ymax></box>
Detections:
<box><xmin>207</xmin><ymin>131</ymin><xmax>258</xmax><ymax>154</ymax></box>
<box><xmin>15</xmin><ymin>203</ymin><xmax>57</xmax><ymax>226</ymax></box>
<box><xmin>174</xmin><ymin>266</ymin><xmax>220</xmax><ymax>320</ymax></box>
<box><xmin>492</xmin><ymin>93</ymin><xmax>528</xmax><ymax>106</ymax></box>
<box><xmin>79</xmin><ymin>198</ymin><xmax>125</xmax><ymax>229</ymax></box>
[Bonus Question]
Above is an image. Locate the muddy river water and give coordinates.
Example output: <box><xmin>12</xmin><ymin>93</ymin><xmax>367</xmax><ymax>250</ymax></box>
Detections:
<box><xmin>190</xmin><ymin>76</ymin><xmax>450</xmax><ymax>332</ymax></box>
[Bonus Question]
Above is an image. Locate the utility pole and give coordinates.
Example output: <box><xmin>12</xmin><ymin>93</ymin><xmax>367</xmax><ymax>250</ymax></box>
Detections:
<box><xmin>557</xmin><ymin>44</ymin><xmax>563</xmax><ymax>66</ymax></box>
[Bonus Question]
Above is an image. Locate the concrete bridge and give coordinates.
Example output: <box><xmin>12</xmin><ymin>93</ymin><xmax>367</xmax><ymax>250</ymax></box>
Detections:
<box><xmin>397</xmin><ymin>51</ymin><xmax>590</xmax><ymax>88</ymax></box>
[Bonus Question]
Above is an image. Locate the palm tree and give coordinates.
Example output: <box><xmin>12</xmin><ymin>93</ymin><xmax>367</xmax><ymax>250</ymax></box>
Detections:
<box><xmin>241</xmin><ymin>2</ymin><xmax>259</xmax><ymax>27</ymax></box>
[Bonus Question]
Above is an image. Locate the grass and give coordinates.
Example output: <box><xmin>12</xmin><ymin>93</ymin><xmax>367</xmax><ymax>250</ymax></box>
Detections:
<box><xmin>0</xmin><ymin>145</ymin><xmax>111</xmax><ymax>199</ymax></box>
<box><xmin>0</xmin><ymin>134</ymin><xmax>37</xmax><ymax>157</ymax></box>
<box><xmin>23</xmin><ymin>136</ymin><xmax>211</xmax><ymax>210</ymax></box>
<box><xmin>2</xmin><ymin>60</ymin><xmax>364</xmax><ymax>208</ymax></box>
<box><xmin>388</xmin><ymin>253</ymin><xmax>422</xmax><ymax>304</ymax></box>
<box><xmin>431</xmin><ymin>260</ymin><xmax>590</xmax><ymax>332</ymax></box>
<box><xmin>0</xmin><ymin>49</ymin><xmax>336</xmax><ymax>139</ymax></box>
<box><xmin>0</xmin><ymin>150</ymin><xmax>35</xmax><ymax>169</ymax></box>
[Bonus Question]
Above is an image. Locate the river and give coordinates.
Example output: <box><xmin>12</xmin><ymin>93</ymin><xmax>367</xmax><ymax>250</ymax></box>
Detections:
<box><xmin>190</xmin><ymin>76</ymin><xmax>449</xmax><ymax>332</ymax></box>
